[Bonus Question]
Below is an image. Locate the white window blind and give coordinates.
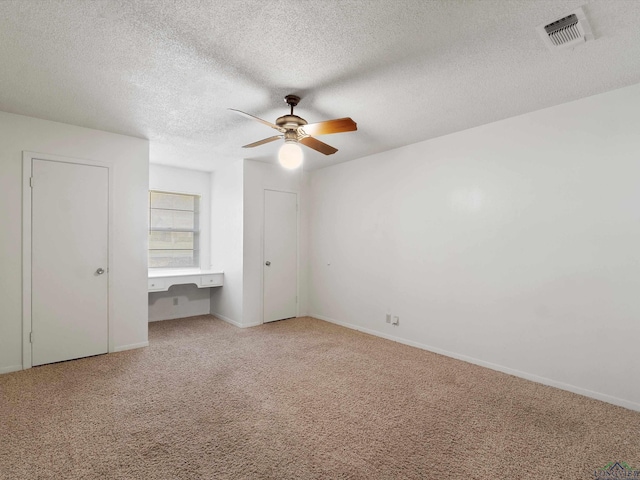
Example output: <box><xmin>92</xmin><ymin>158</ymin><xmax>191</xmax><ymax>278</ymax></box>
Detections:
<box><xmin>149</xmin><ymin>191</ymin><xmax>200</xmax><ymax>268</ymax></box>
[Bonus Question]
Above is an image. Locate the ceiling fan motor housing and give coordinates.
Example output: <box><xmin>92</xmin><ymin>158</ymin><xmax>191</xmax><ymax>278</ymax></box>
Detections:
<box><xmin>283</xmin><ymin>130</ymin><xmax>299</xmax><ymax>142</ymax></box>
<box><xmin>276</xmin><ymin>114</ymin><xmax>308</xmax><ymax>142</ymax></box>
<box><xmin>276</xmin><ymin>115</ymin><xmax>307</xmax><ymax>128</ymax></box>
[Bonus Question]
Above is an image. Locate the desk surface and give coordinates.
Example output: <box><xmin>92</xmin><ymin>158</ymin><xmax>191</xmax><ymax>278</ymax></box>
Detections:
<box><xmin>148</xmin><ymin>269</ymin><xmax>224</xmax><ymax>292</ymax></box>
<box><xmin>149</xmin><ymin>269</ymin><xmax>224</xmax><ymax>279</ymax></box>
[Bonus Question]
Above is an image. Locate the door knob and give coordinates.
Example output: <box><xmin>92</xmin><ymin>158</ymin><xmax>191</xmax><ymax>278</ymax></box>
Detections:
<box><xmin>265</xmin><ymin>261</ymin><xmax>271</xmax><ymax>266</ymax></box>
<box><xmin>96</xmin><ymin>268</ymin><xmax>105</xmax><ymax>275</ymax></box>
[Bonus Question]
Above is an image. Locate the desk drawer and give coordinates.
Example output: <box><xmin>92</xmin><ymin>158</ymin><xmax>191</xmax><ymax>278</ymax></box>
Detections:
<box><xmin>148</xmin><ymin>278</ymin><xmax>166</xmax><ymax>291</ymax></box>
<box><xmin>200</xmin><ymin>274</ymin><xmax>223</xmax><ymax>287</ymax></box>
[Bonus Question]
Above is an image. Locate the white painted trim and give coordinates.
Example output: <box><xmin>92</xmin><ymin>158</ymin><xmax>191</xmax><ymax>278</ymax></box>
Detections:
<box><xmin>212</xmin><ymin>312</ymin><xmax>242</xmax><ymax>327</ymax></box>
<box><xmin>242</xmin><ymin>321</ymin><xmax>263</xmax><ymax>328</ymax></box>
<box><xmin>148</xmin><ymin>316</ymin><xmax>180</xmax><ymax>323</ymax></box>
<box><xmin>148</xmin><ymin>316</ymin><xmax>183</xmax><ymax>323</ymax></box>
<box><xmin>212</xmin><ymin>312</ymin><xmax>261</xmax><ymax>329</ymax></box>
<box><xmin>22</xmin><ymin>157</ymin><xmax>32</xmax><ymax>369</ymax></box>
<box><xmin>113</xmin><ymin>341</ymin><xmax>149</xmax><ymax>352</ymax></box>
<box><xmin>262</xmin><ymin>188</ymin><xmax>300</xmax><ymax>324</ymax></box>
<box><xmin>311</xmin><ymin>313</ymin><xmax>640</xmax><ymax>413</ymax></box>
<box><xmin>22</xmin><ymin>151</ymin><xmax>115</xmax><ymax>369</ymax></box>
<box><xmin>0</xmin><ymin>365</ymin><xmax>23</xmax><ymax>375</ymax></box>
<box><xmin>148</xmin><ymin>310</ymin><xmax>212</xmax><ymax>322</ymax></box>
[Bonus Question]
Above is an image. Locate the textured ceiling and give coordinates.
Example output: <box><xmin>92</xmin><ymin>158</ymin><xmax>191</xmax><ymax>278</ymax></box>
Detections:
<box><xmin>1</xmin><ymin>0</ymin><xmax>640</xmax><ymax>171</ymax></box>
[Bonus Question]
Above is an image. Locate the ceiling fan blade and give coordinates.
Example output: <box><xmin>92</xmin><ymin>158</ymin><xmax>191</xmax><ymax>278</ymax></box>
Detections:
<box><xmin>242</xmin><ymin>135</ymin><xmax>283</xmax><ymax>148</ymax></box>
<box><xmin>229</xmin><ymin>108</ymin><xmax>285</xmax><ymax>132</ymax></box>
<box><xmin>299</xmin><ymin>136</ymin><xmax>338</xmax><ymax>155</ymax></box>
<box><xmin>301</xmin><ymin>117</ymin><xmax>357</xmax><ymax>136</ymax></box>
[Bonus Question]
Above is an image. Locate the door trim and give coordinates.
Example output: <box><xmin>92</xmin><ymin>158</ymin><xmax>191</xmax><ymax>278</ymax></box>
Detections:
<box><xmin>22</xmin><ymin>151</ymin><xmax>115</xmax><ymax>369</ymax></box>
<box><xmin>262</xmin><ymin>188</ymin><xmax>300</xmax><ymax>324</ymax></box>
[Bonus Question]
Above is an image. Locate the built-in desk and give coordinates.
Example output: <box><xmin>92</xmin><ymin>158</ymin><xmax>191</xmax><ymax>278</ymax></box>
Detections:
<box><xmin>148</xmin><ymin>269</ymin><xmax>224</xmax><ymax>292</ymax></box>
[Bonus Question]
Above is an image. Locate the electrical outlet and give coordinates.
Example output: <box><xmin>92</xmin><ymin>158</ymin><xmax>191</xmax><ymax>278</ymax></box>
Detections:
<box><xmin>386</xmin><ymin>314</ymin><xmax>391</xmax><ymax>323</ymax></box>
<box><xmin>173</xmin><ymin>298</ymin><xmax>178</xmax><ymax>306</ymax></box>
<box><xmin>392</xmin><ymin>316</ymin><xmax>399</xmax><ymax>326</ymax></box>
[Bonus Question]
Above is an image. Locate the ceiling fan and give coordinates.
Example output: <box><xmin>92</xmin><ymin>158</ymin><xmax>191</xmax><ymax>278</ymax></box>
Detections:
<box><xmin>230</xmin><ymin>94</ymin><xmax>357</xmax><ymax>168</ymax></box>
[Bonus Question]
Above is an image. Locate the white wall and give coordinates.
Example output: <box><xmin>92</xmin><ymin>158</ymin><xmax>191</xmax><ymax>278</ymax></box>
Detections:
<box><xmin>308</xmin><ymin>82</ymin><xmax>640</xmax><ymax>411</ymax></box>
<box><xmin>0</xmin><ymin>111</ymin><xmax>149</xmax><ymax>373</ymax></box>
<box><xmin>209</xmin><ymin>159</ymin><xmax>308</xmax><ymax>327</ymax></box>
<box><xmin>242</xmin><ymin>160</ymin><xmax>308</xmax><ymax>327</ymax></box>
<box><xmin>210</xmin><ymin>160</ymin><xmax>244</xmax><ymax>325</ymax></box>
<box><xmin>148</xmin><ymin>164</ymin><xmax>212</xmax><ymax>321</ymax></box>
<box><xmin>148</xmin><ymin>284</ymin><xmax>211</xmax><ymax>322</ymax></box>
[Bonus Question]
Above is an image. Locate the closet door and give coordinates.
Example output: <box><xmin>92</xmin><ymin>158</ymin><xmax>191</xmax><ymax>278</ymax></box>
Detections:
<box><xmin>263</xmin><ymin>190</ymin><xmax>297</xmax><ymax>323</ymax></box>
<box><xmin>31</xmin><ymin>159</ymin><xmax>109</xmax><ymax>366</ymax></box>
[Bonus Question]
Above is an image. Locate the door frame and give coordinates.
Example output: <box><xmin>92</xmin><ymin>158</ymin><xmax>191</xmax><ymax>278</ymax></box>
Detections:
<box><xmin>262</xmin><ymin>188</ymin><xmax>300</xmax><ymax>324</ymax></box>
<box><xmin>22</xmin><ymin>151</ymin><xmax>115</xmax><ymax>369</ymax></box>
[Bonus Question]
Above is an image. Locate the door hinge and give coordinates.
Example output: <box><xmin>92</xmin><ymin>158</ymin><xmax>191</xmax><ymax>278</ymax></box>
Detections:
<box><xmin>29</xmin><ymin>177</ymin><xmax>34</xmax><ymax>188</ymax></box>
<box><xmin>29</xmin><ymin>331</ymin><xmax>33</xmax><ymax>343</ymax></box>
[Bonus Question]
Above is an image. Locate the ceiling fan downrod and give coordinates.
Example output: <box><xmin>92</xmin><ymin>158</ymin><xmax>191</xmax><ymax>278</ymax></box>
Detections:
<box><xmin>284</xmin><ymin>94</ymin><xmax>300</xmax><ymax>116</ymax></box>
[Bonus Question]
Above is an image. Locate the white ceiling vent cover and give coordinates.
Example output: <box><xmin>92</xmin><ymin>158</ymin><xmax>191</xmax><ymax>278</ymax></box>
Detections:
<box><xmin>537</xmin><ymin>7</ymin><xmax>594</xmax><ymax>50</ymax></box>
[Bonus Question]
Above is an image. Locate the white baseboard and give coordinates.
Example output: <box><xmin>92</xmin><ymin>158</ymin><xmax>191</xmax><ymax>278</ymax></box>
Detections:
<box><xmin>0</xmin><ymin>365</ymin><xmax>23</xmax><ymax>375</ymax></box>
<box><xmin>212</xmin><ymin>312</ymin><xmax>241</xmax><ymax>327</ymax></box>
<box><xmin>148</xmin><ymin>310</ymin><xmax>211</xmax><ymax>322</ymax></box>
<box><xmin>311</xmin><ymin>313</ymin><xmax>640</xmax><ymax>413</ymax></box>
<box><xmin>113</xmin><ymin>341</ymin><xmax>149</xmax><ymax>353</ymax></box>
<box><xmin>212</xmin><ymin>312</ymin><xmax>262</xmax><ymax>328</ymax></box>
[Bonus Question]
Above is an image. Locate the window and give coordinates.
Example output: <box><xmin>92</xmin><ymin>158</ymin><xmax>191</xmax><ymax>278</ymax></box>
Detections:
<box><xmin>149</xmin><ymin>191</ymin><xmax>200</xmax><ymax>268</ymax></box>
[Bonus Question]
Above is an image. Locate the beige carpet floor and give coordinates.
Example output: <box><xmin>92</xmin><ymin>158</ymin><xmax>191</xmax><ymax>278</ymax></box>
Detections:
<box><xmin>1</xmin><ymin>315</ymin><xmax>639</xmax><ymax>479</ymax></box>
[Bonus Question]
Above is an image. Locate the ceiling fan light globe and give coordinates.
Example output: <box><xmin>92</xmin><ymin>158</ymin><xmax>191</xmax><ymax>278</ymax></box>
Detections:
<box><xmin>278</xmin><ymin>142</ymin><xmax>303</xmax><ymax>169</ymax></box>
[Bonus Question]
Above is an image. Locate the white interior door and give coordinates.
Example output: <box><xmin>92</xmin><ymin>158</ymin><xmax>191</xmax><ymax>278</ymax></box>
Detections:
<box><xmin>263</xmin><ymin>190</ymin><xmax>297</xmax><ymax>323</ymax></box>
<box><xmin>31</xmin><ymin>159</ymin><xmax>109</xmax><ymax>366</ymax></box>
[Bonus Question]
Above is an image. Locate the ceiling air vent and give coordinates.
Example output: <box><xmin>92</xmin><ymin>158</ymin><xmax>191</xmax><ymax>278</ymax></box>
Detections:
<box><xmin>537</xmin><ymin>7</ymin><xmax>594</xmax><ymax>50</ymax></box>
